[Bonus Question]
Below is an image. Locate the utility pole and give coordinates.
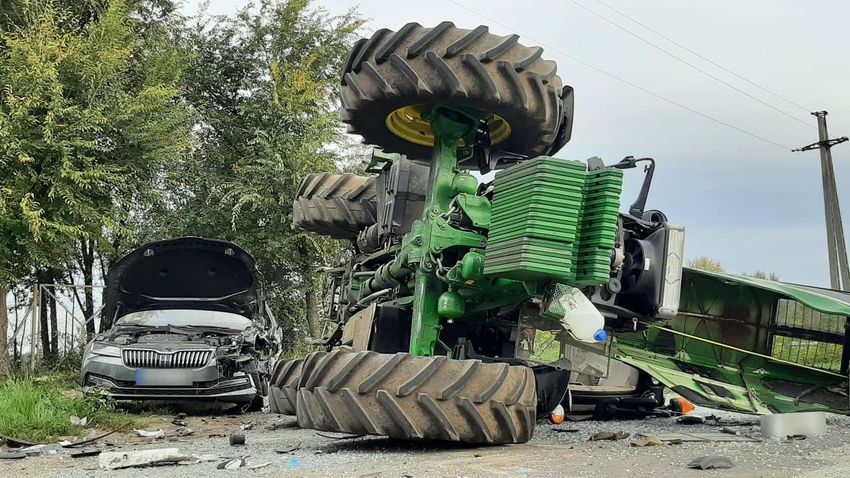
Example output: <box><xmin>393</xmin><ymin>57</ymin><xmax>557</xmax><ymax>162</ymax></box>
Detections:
<box><xmin>794</xmin><ymin>111</ymin><xmax>849</xmax><ymax>291</ymax></box>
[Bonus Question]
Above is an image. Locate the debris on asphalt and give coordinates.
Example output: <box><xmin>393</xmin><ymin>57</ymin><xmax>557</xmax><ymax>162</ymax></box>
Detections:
<box><xmin>720</xmin><ymin>426</ymin><xmax>740</xmax><ymax>435</ymax></box>
<box><xmin>98</xmin><ymin>448</ymin><xmax>217</xmax><ymax>469</ymax></box>
<box><xmin>229</xmin><ymin>433</ymin><xmax>246</xmax><ymax>445</ymax></box>
<box><xmin>265</xmin><ymin>419</ymin><xmax>289</xmax><ymax>430</ymax></box>
<box><xmin>643</xmin><ymin>432</ymin><xmax>759</xmax><ymax>443</ymax></box>
<box><xmin>315</xmin><ymin>432</ymin><xmax>365</xmax><ymax>440</ymax></box>
<box><xmin>134</xmin><ymin>429</ymin><xmax>166</xmax><ymax>439</ymax></box>
<box><xmin>59</xmin><ymin>425</ymin><xmax>129</xmax><ymax>448</ymax></box>
<box><xmin>217</xmin><ymin>457</ymin><xmax>246</xmax><ymax>469</ymax></box>
<box><xmin>0</xmin><ymin>434</ymin><xmax>40</xmax><ymax>447</ymax></box>
<box><xmin>240</xmin><ymin>422</ymin><xmax>255</xmax><ymax>431</ymax></box>
<box><xmin>677</xmin><ymin>415</ymin><xmax>705</xmax><ymax>424</ymax></box>
<box><xmin>0</xmin><ymin>451</ymin><xmax>26</xmax><ymax>460</ymax></box>
<box><xmin>630</xmin><ymin>435</ymin><xmax>663</xmax><ymax>447</ymax></box>
<box><xmin>247</xmin><ymin>462</ymin><xmax>271</xmax><ymax>470</ymax></box>
<box><xmin>550</xmin><ymin>427</ymin><xmax>581</xmax><ymax>433</ymax></box>
<box><xmin>589</xmin><ymin>432</ymin><xmax>630</xmax><ymax>441</ymax></box>
<box><xmin>687</xmin><ymin>455</ymin><xmax>734</xmax><ymax>470</ymax></box>
<box><xmin>175</xmin><ymin>413</ymin><xmax>187</xmax><ymax>420</ymax></box>
<box><xmin>70</xmin><ymin>416</ymin><xmax>89</xmax><ymax>427</ymax></box>
<box><xmin>17</xmin><ymin>444</ymin><xmax>48</xmax><ymax>456</ymax></box>
<box><xmin>786</xmin><ymin>434</ymin><xmax>807</xmax><ymax>441</ymax></box>
<box><xmin>549</xmin><ymin>404</ymin><xmax>565</xmax><ymax>424</ymax></box>
<box><xmin>172</xmin><ymin>419</ymin><xmax>188</xmax><ymax>427</ymax></box>
<box><xmin>70</xmin><ymin>449</ymin><xmax>102</xmax><ymax>458</ymax></box>
<box><xmin>667</xmin><ymin>397</ymin><xmax>695</xmax><ymax>415</ymax></box>
<box><xmin>705</xmin><ymin>414</ymin><xmax>759</xmax><ymax>426</ymax></box>
<box><xmin>275</xmin><ymin>443</ymin><xmax>302</xmax><ymax>454</ymax></box>
<box><xmin>175</xmin><ymin>428</ymin><xmax>195</xmax><ymax>437</ymax></box>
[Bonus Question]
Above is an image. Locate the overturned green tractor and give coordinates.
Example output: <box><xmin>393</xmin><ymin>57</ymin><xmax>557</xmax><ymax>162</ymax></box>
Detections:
<box><xmin>270</xmin><ymin>22</ymin><xmax>685</xmax><ymax>444</ymax></box>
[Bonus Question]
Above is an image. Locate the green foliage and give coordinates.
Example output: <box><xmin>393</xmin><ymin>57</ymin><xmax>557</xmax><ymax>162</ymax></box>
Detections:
<box><xmin>0</xmin><ymin>0</ymin><xmax>191</xmax><ymax>283</ymax></box>
<box><xmin>1</xmin><ymin>0</ymin><xmax>366</xmax><ymax>358</ymax></box>
<box><xmin>687</xmin><ymin>256</ymin><xmax>724</xmax><ymax>273</ymax></box>
<box><xmin>148</xmin><ymin>0</ymin><xmax>364</xmax><ymax>340</ymax></box>
<box><xmin>746</xmin><ymin>270</ymin><xmax>780</xmax><ymax>281</ymax></box>
<box><xmin>0</xmin><ymin>375</ymin><xmax>134</xmax><ymax>441</ymax></box>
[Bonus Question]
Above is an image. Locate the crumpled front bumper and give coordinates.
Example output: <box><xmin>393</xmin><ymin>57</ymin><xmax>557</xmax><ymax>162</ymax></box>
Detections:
<box><xmin>81</xmin><ymin>353</ymin><xmax>257</xmax><ymax>403</ymax></box>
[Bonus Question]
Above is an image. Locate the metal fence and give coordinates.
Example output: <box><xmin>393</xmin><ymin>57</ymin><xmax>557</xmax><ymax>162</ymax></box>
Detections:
<box><xmin>5</xmin><ymin>284</ymin><xmax>105</xmax><ymax>368</ymax></box>
<box><xmin>771</xmin><ymin>298</ymin><xmax>847</xmax><ymax>373</ymax></box>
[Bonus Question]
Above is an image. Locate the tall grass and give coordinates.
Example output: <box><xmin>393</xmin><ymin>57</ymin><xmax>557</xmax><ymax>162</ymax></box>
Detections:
<box><xmin>0</xmin><ymin>376</ymin><xmax>133</xmax><ymax>442</ymax></box>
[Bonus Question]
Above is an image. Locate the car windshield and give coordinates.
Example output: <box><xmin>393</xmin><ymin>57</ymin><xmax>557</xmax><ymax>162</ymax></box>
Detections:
<box><xmin>115</xmin><ymin>309</ymin><xmax>252</xmax><ymax>330</ymax></box>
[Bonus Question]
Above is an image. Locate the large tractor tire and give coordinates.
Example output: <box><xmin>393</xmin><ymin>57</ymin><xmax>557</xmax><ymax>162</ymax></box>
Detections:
<box><xmin>292</xmin><ymin>173</ymin><xmax>377</xmax><ymax>239</ymax></box>
<box><xmin>296</xmin><ymin>351</ymin><xmax>537</xmax><ymax>444</ymax></box>
<box><xmin>340</xmin><ymin>22</ymin><xmax>572</xmax><ymax>159</ymax></box>
<box><xmin>268</xmin><ymin>358</ymin><xmax>304</xmax><ymax>415</ymax></box>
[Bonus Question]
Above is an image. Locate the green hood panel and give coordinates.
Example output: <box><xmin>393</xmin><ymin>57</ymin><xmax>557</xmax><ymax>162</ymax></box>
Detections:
<box><xmin>691</xmin><ymin>269</ymin><xmax>850</xmax><ymax>317</ymax></box>
<box><xmin>610</xmin><ymin>267</ymin><xmax>850</xmax><ymax>415</ymax></box>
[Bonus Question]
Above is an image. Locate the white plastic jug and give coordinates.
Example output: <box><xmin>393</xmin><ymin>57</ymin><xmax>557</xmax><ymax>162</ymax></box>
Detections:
<box><xmin>557</xmin><ymin>286</ymin><xmax>607</xmax><ymax>343</ymax></box>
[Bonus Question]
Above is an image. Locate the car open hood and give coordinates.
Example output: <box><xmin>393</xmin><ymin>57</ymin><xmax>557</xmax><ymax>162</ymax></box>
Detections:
<box><xmin>105</xmin><ymin>237</ymin><xmax>263</xmax><ymax>322</ymax></box>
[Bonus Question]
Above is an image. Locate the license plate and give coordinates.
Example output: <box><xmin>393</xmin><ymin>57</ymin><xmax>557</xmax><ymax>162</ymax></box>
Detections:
<box><xmin>135</xmin><ymin>369</ymin><xmax>193</xmax><ymax>386</ymax></box>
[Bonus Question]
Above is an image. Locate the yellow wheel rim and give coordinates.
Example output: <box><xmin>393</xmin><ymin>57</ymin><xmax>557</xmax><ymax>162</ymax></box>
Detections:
<box><xmin>385</xmin><ymin>105</ymin><xmax>511</xmax><ymax>147</ymax></box>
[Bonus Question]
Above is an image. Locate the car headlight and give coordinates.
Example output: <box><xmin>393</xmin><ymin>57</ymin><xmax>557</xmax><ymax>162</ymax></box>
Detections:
<box><xmin>89</xmin><ymin>343</ymin><xmax>122</xmax><ymax>358</ymax></box>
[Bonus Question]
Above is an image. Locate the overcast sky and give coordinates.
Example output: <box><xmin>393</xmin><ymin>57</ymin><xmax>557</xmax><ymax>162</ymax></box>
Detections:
<box><xmin>185</xmin><ymin>0</ymin><xmax>850</xmax><ymax>287</ymax></box>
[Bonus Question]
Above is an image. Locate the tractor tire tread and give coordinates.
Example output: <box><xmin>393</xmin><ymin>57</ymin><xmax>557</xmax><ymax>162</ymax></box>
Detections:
<box><xmin>296</xmin><ymin>351</ymin><xmax>536</xmax><ymax>445</ymax></box>
<box><xmin>268</xmin><ymin>358</ymin><xmax>304</xmax><ymax>415</ymax></box>
<box><xmin>293</xmin><ymin>173</ymin><xmax>377</xmax><ymax>239</ymax></box>
<box><xmin>340</xmin><ymin>22</ymin><xmax>569</xmax><ymax>159</ymax></box>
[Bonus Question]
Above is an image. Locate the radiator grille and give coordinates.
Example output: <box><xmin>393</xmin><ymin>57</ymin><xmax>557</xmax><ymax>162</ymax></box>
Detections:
<box><xmin>122</xmin><ymin>349</ymin><xmax>212</xmax><ymax>368</ymax></box>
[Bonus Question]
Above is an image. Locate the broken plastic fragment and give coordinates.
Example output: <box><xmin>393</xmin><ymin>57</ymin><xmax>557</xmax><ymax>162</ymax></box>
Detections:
<box><xmin>549</xmin><ymin>404</ymin><xmax>565</xmax><ymax>425</ymax></box>
<box><xmin>668</xmin><ymin>397</ymin><xmax>695</xmax><ymax>415</ymax></box>
<box><xmin>134</xmin><ymin>429</ymin><xmax>165</xmax><ymax>439</ymax></box>
<box><xmin>217</xmin><ymin>457</ymin><xmax>245</xmax><ymax>470</ymax></box>
<box><xmin>687</xmin><ymin>455</ymin><xmax>734</xmax><ymax>470</ymax></box>
<box><xmin>631</xmin><ymin>435</ymin><xmax>663</xmax><ymax>447</ymax></box>
<box><xmin>70</xmin><ymin>416</ymin><xmax>89</xmax><ymax>427</ymax></box>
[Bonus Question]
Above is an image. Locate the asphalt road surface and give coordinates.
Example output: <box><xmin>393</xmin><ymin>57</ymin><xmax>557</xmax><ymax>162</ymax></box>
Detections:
<box><xmin>4</xmin><ymin>408</ymin><xmax>850</xmax><ymax>477</ymax></box>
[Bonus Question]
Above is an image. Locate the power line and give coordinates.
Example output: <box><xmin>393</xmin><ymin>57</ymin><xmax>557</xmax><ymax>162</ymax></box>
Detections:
<box><xmin>444</xmin><ymin>0</ymin><xmax>792</xmax><ymax>150</ymax></box>
<box><xmin>591</xmin><ymin>0</ymin><xmax>813</xmax><ymax>114</ymax></box>
<box><xmin>565</xmin><ymin>0</ymin><xmax>814</xmax><ymax>130</ymax></box>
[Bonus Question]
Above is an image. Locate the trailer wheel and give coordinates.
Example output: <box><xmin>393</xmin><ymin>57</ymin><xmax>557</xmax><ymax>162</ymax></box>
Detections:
<box><xmin>293</xmin><ymin>173</ymin><xmax>377</xmax><ymax>240</ymax></box>
<box><xmin>268</xmin><ymin>358</ymin><xmax>304</xmax><ymax>415</ymax></box>
<box><xmin>296</xmin><ymin>351</ymin><xmax>536</xmax><ymax>444</ymax></box>
<box><xmin>340</xmin><ymin>22</ymin><xmax>571</xmax><ymax>159</ymax></box>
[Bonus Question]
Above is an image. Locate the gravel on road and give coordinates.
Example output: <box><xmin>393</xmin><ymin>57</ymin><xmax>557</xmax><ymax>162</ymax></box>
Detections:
<box><xmin>4</xmin><ymin>407</ymin><xmax>850</xmax><ymax>477</ymax></box>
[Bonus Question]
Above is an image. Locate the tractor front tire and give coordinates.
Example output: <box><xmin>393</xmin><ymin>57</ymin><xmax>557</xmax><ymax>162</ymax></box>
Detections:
<box><xmin>292</xmin><ymin>173</ymin><xmax>377</xmax><ymax>240</ymax></box>
<box><xmin>296</xmin><ymin>351</ymin><xmax>537</xmax><ymax>444</ymax></box>
<box><xmin>340</xmin><ymin>22</ymin><xmax>571</xmax><ymax>159</ymax></box>
<box><xmin>268</xmin><ymin>358</ymin><xmax>304</xmax><ymax>415</ymax></box>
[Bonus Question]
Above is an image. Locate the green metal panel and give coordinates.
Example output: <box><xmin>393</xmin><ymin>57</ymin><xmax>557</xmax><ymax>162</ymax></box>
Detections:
<box><xmin>484</xmin><ymin>157</ymin><xmax>622</xmax><ymax>286</ymax></box>
<box><xmin>610</xmin><ymin>267</ymin><xmax>850</xmax><ymax>415</ymax></box>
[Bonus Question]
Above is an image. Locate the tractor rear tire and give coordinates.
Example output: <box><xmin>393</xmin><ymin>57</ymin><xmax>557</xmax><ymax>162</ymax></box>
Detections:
<box><xmin>268</xmin><ymin>358</ymin><xmax>304</xmax><ymax>415</ymax></box>
<box><xmin>293</xmin><ymin>173</ymin><xmax>377</xmax><ymax>240</ymax></box>
<box><xmin>296</xmin><ymin>351</ymin><xmax>537</xmax><ymax>444</ymax></box>
<box><xmin>340</xmin><ymin>22</ymin><xmax>571</xmax><ymax>159</ymax></box>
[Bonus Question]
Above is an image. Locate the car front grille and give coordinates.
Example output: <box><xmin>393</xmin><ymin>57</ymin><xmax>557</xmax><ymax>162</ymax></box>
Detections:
<box><xmin>122</xmin><ymin>349</ymin><xmax>212</xmax><ymax>368</ymax></box>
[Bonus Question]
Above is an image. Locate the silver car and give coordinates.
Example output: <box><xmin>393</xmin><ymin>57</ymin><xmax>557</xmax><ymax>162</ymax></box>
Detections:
<box><xmin>81</xmin><ymin>237</ymin><xmax>279</xmax><ymax>411</ymax></box>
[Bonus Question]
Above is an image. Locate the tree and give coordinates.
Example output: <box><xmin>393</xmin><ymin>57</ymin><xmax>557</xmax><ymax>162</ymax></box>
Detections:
<box><xmin>0</xmin><ymin>0</ymin><xmax>191</xmax><ymax>356</ymax></box>
<box><xmin>687</xmin><ymin>256</ymin><xmax>725</xmax><ymax>273</ymax></box>
<box><xmin>746</xmin><ymin>271</ymin><xmax>780</xmax><ymax>281</ymax></box>
<box><xmin>146</xmin><ymin>0</ymin><xmax>363</xmax><ymax>343</ymax></box>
